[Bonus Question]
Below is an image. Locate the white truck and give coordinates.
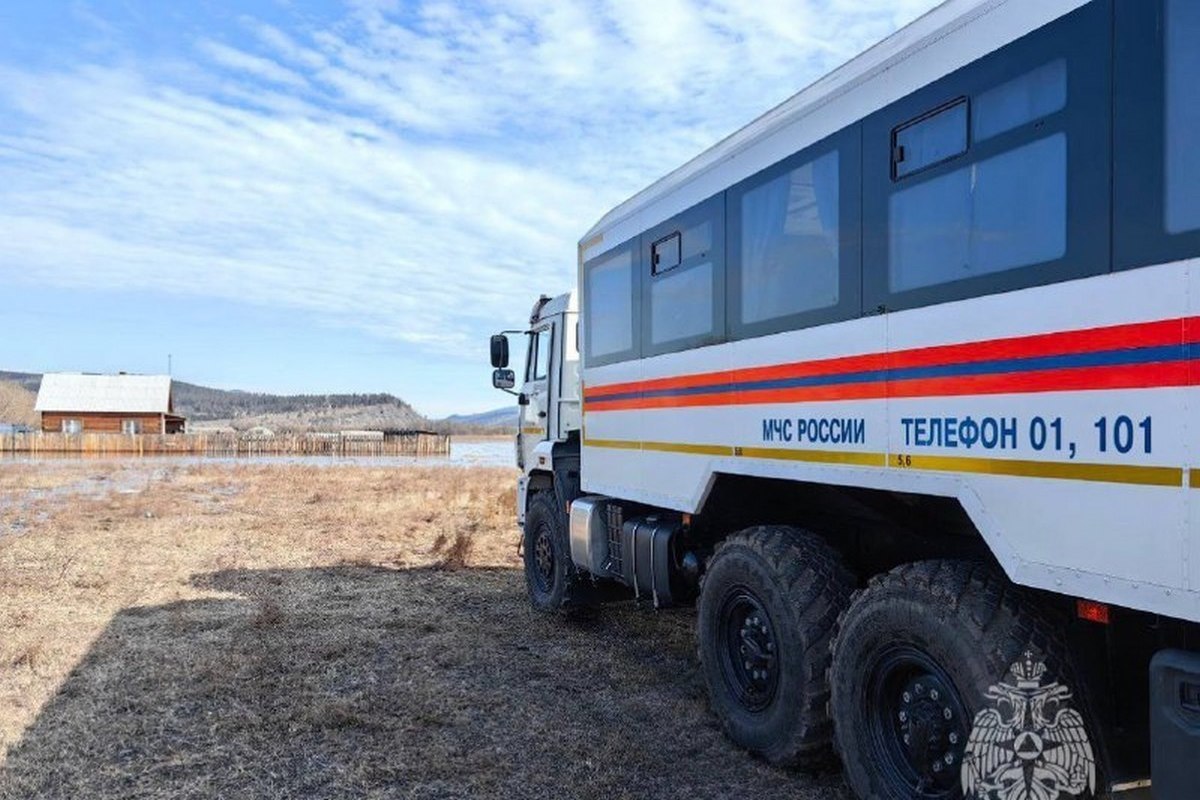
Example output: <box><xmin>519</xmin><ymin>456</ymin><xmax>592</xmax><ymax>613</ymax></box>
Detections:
<box><xmin>490</xmin><ymin>1</ymin><xmax>1200</xmax><ymax>797</ymax></box>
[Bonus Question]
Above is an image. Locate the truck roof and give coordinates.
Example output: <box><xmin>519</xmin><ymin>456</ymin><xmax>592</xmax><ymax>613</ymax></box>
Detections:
<box><xmin>578</xmin><ymin>0</ymin><xmax>1089</xmax><ymax>263</ymax></box>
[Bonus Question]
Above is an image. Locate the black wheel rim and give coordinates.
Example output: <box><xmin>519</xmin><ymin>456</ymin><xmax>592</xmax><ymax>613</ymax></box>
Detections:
<box><xmin>716</xmin><ymin>588</ymin><xmax>780</xmax><ymax>712</ymax></box>
<box><xmin>866</xmin><ymin>645</ymin><xmax>971</xmax><ymax>798</ymax></box>
<box><xmin>531</xmin><ymin>525</ymin><xmax>555</xmax><ymax>593</ymax></box>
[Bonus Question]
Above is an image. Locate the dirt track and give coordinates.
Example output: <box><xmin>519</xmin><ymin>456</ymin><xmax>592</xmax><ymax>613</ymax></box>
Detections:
<box><xmin>0</xmin><ymin>461</ymin><xmax>848</xmax><ymax>798</ymax></box>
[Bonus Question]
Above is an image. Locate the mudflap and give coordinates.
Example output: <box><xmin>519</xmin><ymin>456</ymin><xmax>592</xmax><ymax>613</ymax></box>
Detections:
<box><xmin>1150</xmin><ymin>649</ymin><xmax>1200</xmax><ymax>799</ymax></box>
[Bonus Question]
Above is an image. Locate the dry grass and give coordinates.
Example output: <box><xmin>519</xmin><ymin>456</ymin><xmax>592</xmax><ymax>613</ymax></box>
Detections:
<box><xmin>0</xmin><ymin>460</ymin><xmax>847</xmax><ymax>799</ymax></box>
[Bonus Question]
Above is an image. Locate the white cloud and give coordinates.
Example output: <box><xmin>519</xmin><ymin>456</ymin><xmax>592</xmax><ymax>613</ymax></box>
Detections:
<box><xmin>198</xmin><ymin>40</ymin><xmax>311</xmax><ymax>90</ymax></box>
<box><xmin>0</xmin><ymin>0</ymin><xmax>938</xmax><ymax>366</ymax></box>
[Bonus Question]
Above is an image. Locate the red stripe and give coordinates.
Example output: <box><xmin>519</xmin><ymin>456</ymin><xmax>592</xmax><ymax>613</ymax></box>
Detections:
<box><xmin>585</xmin><ymin>316</ymin><xmax>1198</xmax><ymax>403</ymax></box>
<box><xmin>586</xmin><ymin>362</ymin><xmax>1197</xmax><ymax>412</ymax></box>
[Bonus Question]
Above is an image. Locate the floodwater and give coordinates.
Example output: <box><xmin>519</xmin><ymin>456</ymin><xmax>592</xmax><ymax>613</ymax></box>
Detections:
<box><xmin>0</xmin><ymin>436</ymin><xmax>517</xmax><ymax>470</ymax></box>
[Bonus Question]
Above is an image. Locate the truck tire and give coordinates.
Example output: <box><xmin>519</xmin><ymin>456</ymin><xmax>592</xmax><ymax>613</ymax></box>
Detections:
<box><xmin>830</xmin><ymin>560</ymin><xmax>1102</xmax><ymax>800</ymax></box>
<box><xmin>697</xmin><ymin>525</ymin><xmax>854</xmax><ymax>770</ymax></box>
<box><xmin>523</xmin><ymin>491</ymin><xmax>587</xmax><ymax>612</ymax></box>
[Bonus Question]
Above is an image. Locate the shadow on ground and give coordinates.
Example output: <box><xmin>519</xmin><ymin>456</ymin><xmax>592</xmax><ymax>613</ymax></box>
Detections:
<box><xmin>0</xmin><ymin>565</ymin><xmax>848</xmax><ymax>799</ymax></box>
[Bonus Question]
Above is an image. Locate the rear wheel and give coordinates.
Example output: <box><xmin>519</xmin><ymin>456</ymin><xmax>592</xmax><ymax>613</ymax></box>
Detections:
<box><xmin>697</xmin><ymin>526</ymin><xmax>854</xmax><ymax>770</ymax></box>
<box><xmin>830</xmin><ymin>560</ymin><xmax>1102</xmax><ymax>799</ymax></box>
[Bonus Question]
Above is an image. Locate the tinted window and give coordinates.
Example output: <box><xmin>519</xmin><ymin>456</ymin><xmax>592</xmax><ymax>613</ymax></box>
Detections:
<box><xmin>974</xmin><ymin>59</ymin><xmax>1067</xmax><ymax>142</ymax></box>
<box><xmin>652</xmin><ymin>233</ymin><xmax>681</xmax><ymax>274</ymax></box>
<box><xmin>889</xmin><ymin>134</ymin><xmax>1067</xmax><ymax>292</ymax></box>
<box><xmin>1167</xmin><ymin>0</ymin><xmax>1200</xmax><ymax>234</ymax></box>
<box><xmin>585</xmin><ymin>248</ymin><xmax>633</xmax><ymax>359</ymax></box>
<box><xmin>740</xmin><ymin>150</ymin><xmax>840</xmax><ymax>324</ymax></box>
<box><xmin>642</xmin><ymin>200</ymin><xmax>723</xmax><ymax>354</ymax></box>
<box><xmin>893</xmin><ymin>100</ymin><xmax>968</xmax><ymax>178</ymax></box>
<box><xmin>651</xmin><ymin>262</ymin><xmax>713</xmax><ymax>344</ymax></box>
<box><xmin>679</xmin><ymin>219</ymin><xmax>713</xmax><ymax>261</ymax></box>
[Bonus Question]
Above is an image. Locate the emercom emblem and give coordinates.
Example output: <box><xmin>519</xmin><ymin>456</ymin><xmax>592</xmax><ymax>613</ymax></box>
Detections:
<box><xmin>962</xmin><ymin>652</ymin><xmax>1095</xmax><ymax>800</ymax></box>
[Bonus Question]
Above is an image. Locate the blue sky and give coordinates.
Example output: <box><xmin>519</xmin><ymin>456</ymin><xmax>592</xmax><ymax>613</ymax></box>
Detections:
<box><xmin>0</xmin><ymin>0</ymin><xmax>937</xmax><ymax>417</ymax></box>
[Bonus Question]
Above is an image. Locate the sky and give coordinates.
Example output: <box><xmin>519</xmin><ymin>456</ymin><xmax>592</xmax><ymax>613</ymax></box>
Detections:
<box><xmin>0</xmin><ymin>0</ymin><xmax>939</xmax><ymax>418</ymax></box>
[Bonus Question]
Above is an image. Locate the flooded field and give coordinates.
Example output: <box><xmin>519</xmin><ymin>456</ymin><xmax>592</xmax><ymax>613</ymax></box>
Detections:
<box><xmin>0</xmin><ymin>435</ymin><xmax>516</xmax><ymax>470</ymax></box>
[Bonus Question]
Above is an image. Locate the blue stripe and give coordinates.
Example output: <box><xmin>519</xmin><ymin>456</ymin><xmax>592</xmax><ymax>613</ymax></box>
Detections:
<box><xmin>588</xmin><ymin>343</ymin><xmax>1192</xmax><ymax>405</ymax></box>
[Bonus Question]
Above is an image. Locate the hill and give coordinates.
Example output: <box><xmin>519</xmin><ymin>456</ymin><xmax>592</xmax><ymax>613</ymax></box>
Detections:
<box><xmin>0</xmin><ymin>371</ymin><xmax>430</xmax><ymax>432</ymax></box>
<box><xmin>0</xmin><ymin>372</ymin><xmax>40</xmax><ymax>394</ymax></box>
<box><xmin>0</xmin><ymin>371</ymin><xmax>519</xmax><ymax>434</ymax></box>
<box><xmin>171</xmin><ymin>381</ymin><xmax>428</xmax><ymax>430</ymax></box>
<box><xmin>0</xmin><ymin>379</ymin><xmax>37</xmax><ymax>427</ymax></box>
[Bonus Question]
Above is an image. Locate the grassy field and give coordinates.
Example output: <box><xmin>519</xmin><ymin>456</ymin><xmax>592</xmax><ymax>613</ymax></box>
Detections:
<box><xmin>0</xmin><ymin>460</ymin><xmax>847</xmax><ymax>799</ymax></box>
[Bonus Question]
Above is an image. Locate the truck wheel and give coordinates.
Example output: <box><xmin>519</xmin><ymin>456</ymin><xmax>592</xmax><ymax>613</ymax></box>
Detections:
<box><xmin>830</xmin><ymin>560</ymin><xmax>1101</xmax><ymax>800</ymax></box>
<box><xmin>697</xmin><ymin>526</ymin><xmax>854</xmax><ymax>770</ymax></box>
<box><xmin>523</xmin><ymin>491</ymin><xmax>586</xmax><ymax>612</ymax></box>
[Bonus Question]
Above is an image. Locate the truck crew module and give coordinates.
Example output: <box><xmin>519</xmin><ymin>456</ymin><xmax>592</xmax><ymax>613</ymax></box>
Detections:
<box><xmin>489</xmin><ymin>1</ymin><xmax>1200</xmax><ymax>797</ymax></box>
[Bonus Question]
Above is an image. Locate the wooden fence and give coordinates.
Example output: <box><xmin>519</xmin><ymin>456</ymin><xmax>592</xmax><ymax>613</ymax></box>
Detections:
<box><xmin>0</xmin><ymin>431</ymin><xmax>450</xmax><ymax>458</ymax></box>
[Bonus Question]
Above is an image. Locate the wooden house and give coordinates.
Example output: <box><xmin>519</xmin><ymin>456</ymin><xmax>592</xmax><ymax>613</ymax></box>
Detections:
<box><xmin>35</xmin><ymin>374</ymin><xmax>185</xmax><ymax>434</ymax></box>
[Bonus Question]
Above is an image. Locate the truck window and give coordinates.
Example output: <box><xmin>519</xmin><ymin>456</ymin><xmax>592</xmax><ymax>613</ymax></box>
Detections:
<box><xmin>652</xmin><ymin>217</ymin><xmax>715</xmax><ymax>345</ymax></box>
<box><xmin>650</xmin><ymin>262</ymin><xmax>713</xmax><ymax>344</ymax></box>
<box><xmin>528</xmin><ymin>328</ymin><xmax>551</xmax><ymax>382</ymax></box>
<box><xmin>739</xmin><ymin>149</ymin><xmax>840</xmax><ymax>324</ymax></box>
<box><xmin>643</xmin><ymin>199</ymin><xmax>724</xmax><ymax>355</ymax></box>
<box><xmin>888</xmin><ymin>133</ymin><xmax>1067</xmax><ymax>292</ymax></box>
<box><xmin>1166</xmin><ymin>0</ymin><xmax>1200</xmax><ymax>234</ymax></box>
<box><xmin>892</xmin><ymin>99</ymin><xmax>967</xmax><ymax>179</ymax></box>
<box><xmin>584</xmin><ymin>247</ymin><xmax>634</xmax><ymax>362</ymax></box>
<box><xmin>972</xmin><ymin>59</ymin><xmax>1067</xmax><ymax>142</ymax></box>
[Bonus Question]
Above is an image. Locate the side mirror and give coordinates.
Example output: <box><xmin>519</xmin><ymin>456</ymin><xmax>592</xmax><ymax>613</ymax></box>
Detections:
<box><xmin>490</xmin><ymin>334</ymin><xmax>509</xmax><ymax>368</ymax></box>
<box><xmin>492</xmin><ymin>369</ymin><xmax>516</xmax><ymax>390</ymax></box>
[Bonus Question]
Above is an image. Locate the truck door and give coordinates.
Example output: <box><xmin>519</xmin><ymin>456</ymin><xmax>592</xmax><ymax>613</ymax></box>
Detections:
<box><xmin>519</xmin><ymin>322</ymin><xmax>554</xmax><ymax>468</ymax></box>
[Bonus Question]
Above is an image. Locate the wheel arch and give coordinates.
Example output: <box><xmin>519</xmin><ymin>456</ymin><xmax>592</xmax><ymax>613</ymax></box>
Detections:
<box><xmin>693</xmin><ymin>472</ymin><xmax>1002</xmax><ymax>583</ymax></box>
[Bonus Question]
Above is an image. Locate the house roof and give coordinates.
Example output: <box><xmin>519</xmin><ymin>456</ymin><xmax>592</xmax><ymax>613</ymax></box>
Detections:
<box><xmin>35</xmin><ymin>374</ymin><xmax>174</xmax><ymax>414</ymax></box>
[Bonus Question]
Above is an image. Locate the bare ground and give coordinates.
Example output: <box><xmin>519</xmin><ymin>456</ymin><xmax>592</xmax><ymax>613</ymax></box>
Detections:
<box><xmin>0</xmin><ymin>460</ymin><xmax>848</xmax><ymax>799</ymax></box>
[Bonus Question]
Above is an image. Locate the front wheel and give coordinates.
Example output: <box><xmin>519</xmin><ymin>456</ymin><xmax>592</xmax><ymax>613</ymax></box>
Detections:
<box><xmin>522</xmin><ymin>491</ymin><xmax>586</xmax><ymax>612</ymax></box>
<box><xmin>830</xmin><ymin>560</ymin><xmax>1102</xmax><ymax>799</ymax></box>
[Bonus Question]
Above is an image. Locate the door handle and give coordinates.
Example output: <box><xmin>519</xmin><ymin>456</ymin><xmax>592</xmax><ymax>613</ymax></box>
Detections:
<box><xmin>538</xmin><ymin>411</ymin><xmax>547</xmax><ymax>419</ymax></box>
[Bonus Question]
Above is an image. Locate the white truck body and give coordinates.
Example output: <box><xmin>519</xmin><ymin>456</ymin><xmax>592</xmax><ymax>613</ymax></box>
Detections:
<box><xmin>499</xmin><ymin>0</ymin><xmax>1200</xmax><ymax>794</ymax></box>
<box><xmin>574</xmin><ymin>0</ymin><xmax>1200</xmax><ymax>624</ymax></box>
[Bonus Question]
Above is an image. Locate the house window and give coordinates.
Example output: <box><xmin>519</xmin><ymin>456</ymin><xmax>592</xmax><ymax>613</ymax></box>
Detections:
<box><xmin>121</xmin><ymin>419</ymin><xmax>142</xmax><ymax>435</ymax></box>
<box><xmin>61</xmin><ymin>419</ymin><xmax>82</xmax><ymax>434</ymax></box>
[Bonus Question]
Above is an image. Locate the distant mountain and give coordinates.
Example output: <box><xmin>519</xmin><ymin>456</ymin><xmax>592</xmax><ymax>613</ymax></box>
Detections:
<box><xmin>440</xmin><ymin>406</ymin><xmax>518</xmax><ymax>431</ymax></box>
<box><xmin>0</xmin><ymin>371</ymin><xmax>40</xmax><ymax>394</ymax></box>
